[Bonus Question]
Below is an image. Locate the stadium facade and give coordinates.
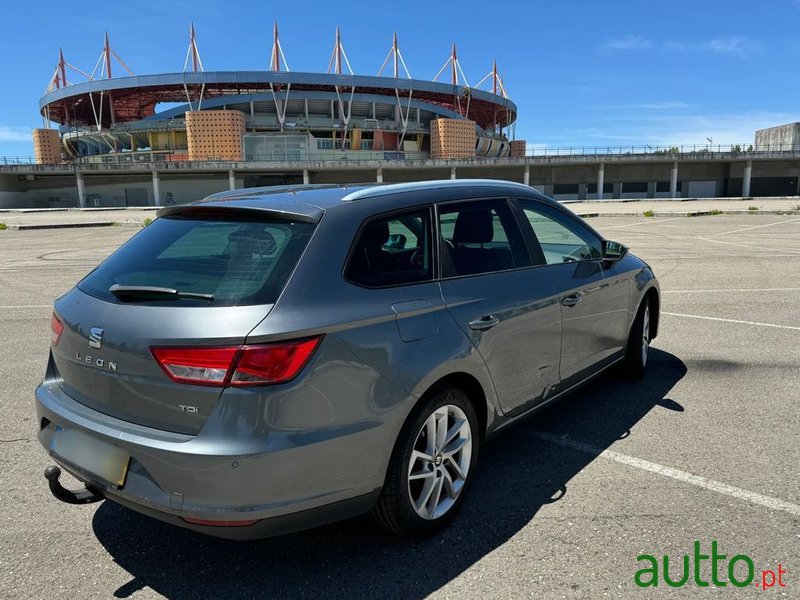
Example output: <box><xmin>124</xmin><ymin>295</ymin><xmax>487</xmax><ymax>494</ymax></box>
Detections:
<box><xmin>2</xmin><ymin>26</ymin><xmax>800</xmax><ymax>208</ymax></box>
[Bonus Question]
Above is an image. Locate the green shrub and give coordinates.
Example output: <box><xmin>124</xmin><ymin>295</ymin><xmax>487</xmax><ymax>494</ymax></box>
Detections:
<box><xmin>747</xmin><ymin>205</ymin><xmax>759</xmax><ymax>211</ymax></box>
<box><xmin>0</xmin><ymin>223</ymin><xmax>7</xmax><ymax>230</ymax></box>
<box><xmin>142</xmin><ymin>217</ymin><xmax>153</xmax><ymax>227</ymax></box>
<box><xmin>642</xmin><ymin>210</ymin><xmax>655</xmax><ymax>217</ymax></box>
<box><xmin>708</xmin><ymin>209</ymin><xmax>723</xmax><ymax>215</ymax></box>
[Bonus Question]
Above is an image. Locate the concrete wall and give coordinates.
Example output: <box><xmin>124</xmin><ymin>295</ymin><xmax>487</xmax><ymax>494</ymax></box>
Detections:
<box><xmin>32</xmin><ymin>129</ymin><xmax>62</xmax><ymax>164</ymax></box>
<box><xmin>509</xmin><ymin>140</ymin><xmax>526</xmax><ymax>158</ymax></box>
<box><xmin>755</xmin><ymin>123</ymin><xmax>800</xmax><ymax>150</ymax></box>
<box><xmin>3</xmin><ymin>158</ymin><xmax>800</xmax><ymax>207</ymax></box>
<box><xmin>430</xmin><ymin>119</ymin><xmax>477</xmax><ymax>159</ymax></box>
<box><xmin>186</xmin><ymin>110</ymin><xmax>246</xmax><ymax>161</ymax></box>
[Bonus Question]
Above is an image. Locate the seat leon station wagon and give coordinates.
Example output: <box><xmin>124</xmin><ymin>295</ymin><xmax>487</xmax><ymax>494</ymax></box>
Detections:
<box><xmin>36</xmin><ymin>180</ymin><xmax>659</xmax><ymax>539</ymax></box>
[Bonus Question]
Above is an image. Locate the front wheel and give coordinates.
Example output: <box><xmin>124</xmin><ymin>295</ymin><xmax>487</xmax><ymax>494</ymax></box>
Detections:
<box><xmin>371</xmin><ymin>388</ymin><xmax>479</xmax><ymax>538</ymax></box>
<box><xmin>622</xmin><ymin>297</ymin><xmax>651</xmax><ymax>377</ymax></box>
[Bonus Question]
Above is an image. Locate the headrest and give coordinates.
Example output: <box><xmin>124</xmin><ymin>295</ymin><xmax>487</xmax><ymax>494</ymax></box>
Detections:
<box><xmin>453</xmin><ymin>209</ymin><xmax>493</xmax><ymax>244</ymax></box>
<box><xmin>362</xmin><ymin>221</ymin><xmax>390</xmax><ymax>248</ymax></box>
<box><xmin>228</xmin><ymin>229</ymin><xmax>277</xmax><ymax>256</ymax></box>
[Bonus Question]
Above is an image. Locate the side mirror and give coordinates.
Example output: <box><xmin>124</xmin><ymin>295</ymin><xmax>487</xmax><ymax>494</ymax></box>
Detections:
<box><xmin>602</xmin><ymin>240</ymin><xmax>628</xmax><ymax>262</ymax></box>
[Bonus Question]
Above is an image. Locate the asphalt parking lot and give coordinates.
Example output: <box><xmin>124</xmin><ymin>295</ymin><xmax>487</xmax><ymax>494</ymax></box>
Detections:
<box><xmin>1</xmin><ymin>213</ymin><xmax>798</xmax><ymax>599</ymax></box>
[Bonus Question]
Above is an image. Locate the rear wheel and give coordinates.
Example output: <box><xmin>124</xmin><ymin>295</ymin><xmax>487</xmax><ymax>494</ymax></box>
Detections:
<box><xmin>372</xmin><ymin>388</ymin><xmax>479</xmax><ymax>538</ymax></box>
<box><xmin>623</xmin><ymin>297</ymin><xmax>651</xmax><ymax>377</ymax></box>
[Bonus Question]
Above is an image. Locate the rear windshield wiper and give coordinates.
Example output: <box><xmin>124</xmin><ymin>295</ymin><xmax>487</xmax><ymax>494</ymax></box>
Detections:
<box><xmin>109</xmin><ymin>284</ymin><xmax>215</xmax><ymax>302</ymax></box>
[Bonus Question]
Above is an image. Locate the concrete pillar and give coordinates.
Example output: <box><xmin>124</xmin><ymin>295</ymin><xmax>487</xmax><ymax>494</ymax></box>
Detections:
<box><xmin>302</xmin><ymin>169</ymin><xmax>310</xmax><ymax>185</ymax></box>
<box><xmin>613</xmin><ymin>182</ymin><xmax>623</xmax><ymax>199</ymax></box>
<box><xmin>578</xmin><ymin>183</ymin><xmax>588</xmax><ymax>200</ymax></box>
<box><xmin>152</xmin><ymin>171</ymin><xmax>161</xmax><ymax>207</ymax></box>
<box><xmin>76</xmin><ymin>171</ymin><xmax>85</xmax><ymax>208</ymax></box>
<box><xmin>742</xmin><ymin>160</ymin><xmax>752</xmax><ymax>197</ymax></box>
<box><xmin>249</xmin><ymin>101</ymin><xmax>255</xmax><ymax>118</ymax></box>
<box><xmin>647</xmin><ymin>181</ymin><xmax>656</xmax><ymax>199</ymax></box>
<box><xmin>523</xmin><ymin>165</ymin><xmax>530</xmax><ymax>186</ymax></box>
<box><xmin>450</xmin><ymin>166</ymin><xmax>457</xmax><ymax>180</ymax></box>
<box><xmin>228</xmin><ymin>169</ymin><xmax>236</xmax><ymax>191</ymax></box>
<box><xmin>376</xmin><ymin>168</ymin><xmax>383</xmax><ymax>183</ymax></box>
<box><xmin>596</xmin><ymin>163</ymin><xmax>605</xmax><ymax>200</ymax></box>
<box><xmin>670</xmin><ymin>161</ymin><xmax>679</xmax><ymax>199</ymax></box>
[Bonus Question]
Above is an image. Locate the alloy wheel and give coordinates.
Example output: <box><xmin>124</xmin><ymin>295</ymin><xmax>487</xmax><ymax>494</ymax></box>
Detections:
<box><xmin>407</xmin><ymin>404</ymin><xmax>473</xmax><ymax>520</ymax></box>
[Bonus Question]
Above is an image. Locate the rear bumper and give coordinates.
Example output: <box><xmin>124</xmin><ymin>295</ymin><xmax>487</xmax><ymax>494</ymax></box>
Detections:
<box><xmin>35</xmin><ymin>380</ymin><xmax>388</xmax><ymax>539</ymax></box>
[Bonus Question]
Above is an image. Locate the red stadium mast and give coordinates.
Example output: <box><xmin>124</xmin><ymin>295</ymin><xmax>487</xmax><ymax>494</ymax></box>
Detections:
<box><xmin>433</xmin><ymin>43</ymin><xmax>470</xmax><ymax>117</ymax></box>
<box><xmin>184</xmin><ymin>23</ymin><xmax>203</xmax><ymax>72</ymax></box>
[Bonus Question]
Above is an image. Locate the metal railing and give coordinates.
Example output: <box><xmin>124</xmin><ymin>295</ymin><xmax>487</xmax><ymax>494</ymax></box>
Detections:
<box><xmin>525</xmin><ymin>143</ymin><xmax>800</xmax><ymax>157</ymax></box>
<box><xmin>5</xmin><ymin>143</ymin><xmax>800</xmax><ymax>168</ymax></box>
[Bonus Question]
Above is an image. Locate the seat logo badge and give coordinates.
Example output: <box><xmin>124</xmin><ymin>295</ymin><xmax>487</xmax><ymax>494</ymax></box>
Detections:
<box><xmin>88</xmin><ymin>327</ymin><xmax>104</xmax><ymax>349</ymax></box>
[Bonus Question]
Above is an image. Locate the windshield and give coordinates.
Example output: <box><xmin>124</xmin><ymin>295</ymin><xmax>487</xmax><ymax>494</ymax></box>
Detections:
<box><xmin>78</xmin><ymin>215</ymin><xmax>316</xmax><ymax>307</ymax></box>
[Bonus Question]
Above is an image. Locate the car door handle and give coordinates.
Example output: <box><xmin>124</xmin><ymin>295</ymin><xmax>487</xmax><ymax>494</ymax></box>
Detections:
<box><xmin>469</xmin><ymin>315</ymin><xmax>500</xmax><ymax>331</ymax></box>
<box><xmin>560</xmin><ymin>294</ymin><xmax>583</xmax><ymax>307</ymax></box>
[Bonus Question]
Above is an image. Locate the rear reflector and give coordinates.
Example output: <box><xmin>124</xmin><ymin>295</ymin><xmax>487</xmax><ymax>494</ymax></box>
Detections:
<box><xmin>182</xmin><ymin>516</ymin><xmax>259</xmax><ymax>527</ymax></box>
<box><xmin>51</xmin><ymin>313</ymin><xmax>64</xmax><ymax>346</ymax></box>
<box><xmin>151</xmin><ymin>336</ymin><xmax>322</xmax><ymax>387</ymax></box>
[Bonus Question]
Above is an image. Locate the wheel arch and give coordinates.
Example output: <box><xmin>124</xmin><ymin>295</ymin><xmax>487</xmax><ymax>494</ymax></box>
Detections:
<box><xmin>418</xmin><ymin>372</ymin><xmax>489</xmax><ymax>441</ymax></box>
<box><xmin>643</xmin><ymin>286</ymin><xmax>660</xmax><ymax>340</ymax></box>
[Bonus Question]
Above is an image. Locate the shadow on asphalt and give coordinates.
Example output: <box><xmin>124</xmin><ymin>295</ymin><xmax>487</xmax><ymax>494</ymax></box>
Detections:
<box><xmin>93</xmin><ymin>348</ymin><xmax>686</xmax><ymax>600</ymax></box>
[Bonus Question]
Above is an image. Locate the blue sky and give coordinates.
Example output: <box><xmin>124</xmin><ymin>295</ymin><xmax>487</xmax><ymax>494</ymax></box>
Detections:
<box><xmin>1</xmin><ymin>0</ymin><xmax>799</xmax><ymax>156</ymax></box>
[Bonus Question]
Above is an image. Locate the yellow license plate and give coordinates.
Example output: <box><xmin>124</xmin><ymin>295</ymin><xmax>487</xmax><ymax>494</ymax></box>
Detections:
<box><xmin>50</xmin><ymin>427</ymin><xmax>130</xmax><ymax>487</ymax></box>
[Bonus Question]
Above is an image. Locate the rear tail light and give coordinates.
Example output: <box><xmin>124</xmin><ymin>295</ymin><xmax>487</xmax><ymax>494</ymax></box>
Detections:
<box><xmin>182</xmin><ymin>516</ymin><xmax>259</xmax><ymax>527</ymax></box>
<box><xmin>51</xmin><ymin>313</ymin><xmax>64</xmax><ymax>346</ymax></box>
<box><xmin>150</xmin><ymin>336</ymin><xmax>322</xmax><ymax>387</ymax></box>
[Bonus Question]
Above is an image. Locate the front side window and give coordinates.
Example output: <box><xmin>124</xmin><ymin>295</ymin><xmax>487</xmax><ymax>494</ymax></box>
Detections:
<box><xmin>438</xmin><ymin>199</ymin><xmax>531</xmax><ymax>278</ymax></box>
<box><xmin>346</xmin><ymin>209</ymin><xmax>433</xmax><ymax>287</ymax></box>
<box><xmin>517</xmin><ymin>200</ymin><xmax>602</xmax><ymax>264</ymax></box>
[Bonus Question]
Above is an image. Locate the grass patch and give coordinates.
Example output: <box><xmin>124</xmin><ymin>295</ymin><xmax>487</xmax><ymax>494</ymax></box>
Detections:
<box><xmin>642</xmin><ymin>209</ymin><xmax>655</xmax><ymax>217</ymax></box>
<box><xmin>747</xmin><ymin>205</ymin><xmax>759</xmax><ymax>211</ymax></box>
<box><xmin>142</xmin><ymin>217</ymin><xmax>153</xmax><ymax>227</ymax></box>
<box><xmin>0</xmin><ymin>223</ymin><xmax>7</xmax><ymax>230</ymax></box>
<box><xmin>708</xmin><ymin>209</ymin><xmax>723</xmax><ymax>215</ymax></box>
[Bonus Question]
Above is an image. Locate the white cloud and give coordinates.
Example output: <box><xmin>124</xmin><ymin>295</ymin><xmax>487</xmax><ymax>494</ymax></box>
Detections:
<box><xmin>0</xmin><ymin>126</ymin><xmax>32</xmax><ymax>143</ymax></box>
<box><xmin>638</xmin><ymin>101</ymin><xmax>690</xmax><ymax>110</ymax></box>
<box><xmin>568</xmin><ymin>112</ymin><xmax>799</xmax><ymax>147</ymax></box>
<box><xmin>707</xmin><ymin>36</ymin><xmax>761</xmax><ymax>55</ymax></box>
<box><xmin>601</xmin><ymin>35</ymin><xmax>762</xmax><ymax>56</ymax></box>
<box><xmin>600</xmin><ymin>35</ymin><xmax>652</xmax><ymax>51</ymax></box>
<box><xmin>663</xmin><ymin>36</ymin><xmax>762</xmax><ymax>56</ymax></box>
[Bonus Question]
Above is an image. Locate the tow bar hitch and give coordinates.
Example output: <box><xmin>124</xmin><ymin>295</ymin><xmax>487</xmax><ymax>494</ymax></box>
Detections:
<box><xmin>44</xmin><ymin>465</ymin><xmax>103</xmax><ymax>504</ymax></box>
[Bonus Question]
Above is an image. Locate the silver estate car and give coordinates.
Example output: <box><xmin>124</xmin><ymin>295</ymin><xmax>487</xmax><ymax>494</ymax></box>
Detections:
<box><xmin>36</xmin><ymin>180</ymin><xmax>659</xmax><ymax>539</ymax></box>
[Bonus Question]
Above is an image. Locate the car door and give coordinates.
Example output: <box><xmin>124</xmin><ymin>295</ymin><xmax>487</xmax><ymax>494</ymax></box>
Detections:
<box><xmin>514</xmin><ymin>198</ymin><xmax>630</xmax><ymax>387</ymax></box>
<box><xmin>437</xmin><ymin>198</ymin><xmax>562</xmax><ymax>416</ymax></box>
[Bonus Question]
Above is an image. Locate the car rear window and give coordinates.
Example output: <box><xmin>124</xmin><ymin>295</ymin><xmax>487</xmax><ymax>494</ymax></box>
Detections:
<box><xmin>78</xmin><ymin>215</ymin><xmax>315</xmax><ymax>306</ymax></box>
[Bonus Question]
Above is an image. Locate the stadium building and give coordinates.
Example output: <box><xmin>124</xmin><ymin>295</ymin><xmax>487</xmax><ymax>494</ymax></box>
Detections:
<box><xmin>1</xmin><ymin>25</ymin><xmax>799</xmax><ymax>208</ymax></box>
<box><xmin>36</xmin><ymin>26</ymin><xmax>518</xmax><ymax>165</ymax></box>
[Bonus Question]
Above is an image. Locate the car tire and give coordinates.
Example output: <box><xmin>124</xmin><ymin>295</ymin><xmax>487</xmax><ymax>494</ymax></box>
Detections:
<box><xmin>371</xmin><ymin>388</ymin><xmax>479</xmax><ymax>539</ymax></box>
<box><xmin>622</xmin><ymin>296</ymin><xmax>651</xmax><ymax>378</ymax></box>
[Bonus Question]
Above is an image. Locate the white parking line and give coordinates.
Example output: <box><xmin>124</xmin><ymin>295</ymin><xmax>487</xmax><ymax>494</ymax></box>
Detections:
<box><xmin>0</xmin><ymin>305</ymin><xmax>52</xmax><ymax>309</ymax></box>
<box><xmin>645</xmin><ymin>254</ymin><xmax>800</xmax><ymax>260</ymax></box>
<box><xmin>663</xmin><ymin>287</ymin><xmax>800</xmax><ymax>294</ymax></box>
<box><xmin>602</xmin><ymin>217</ymin><xmax>685</xmax><ymax>229</ymax></box>
<box><xmin>697</xmin><ymin>235</ymin><xmax>800</xmax><ymax>255</ymax></box>
<box><xmin>529</xmin><ymin>431</ymin><xmax>800</xmax><ymax>517</ymax></box>
<box><xmin>712</xmin><ymin>216</ymin><xmax>800</xmax><ymax>237</ymax></box>
<box><xmin>662</xmin><ymin>311</ymin><xmax>800</xmax><ymax>331</ymax></box>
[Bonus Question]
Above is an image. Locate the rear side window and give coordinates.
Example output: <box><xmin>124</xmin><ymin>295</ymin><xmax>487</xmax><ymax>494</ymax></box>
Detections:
<box><xmin>346</xmin><ymin>209</ymin><xmax>433</xmax><ymax>287</ymax></box>
<box><xmin>438</xmin><ymin>199</ymin><xmax>531</xmax><ymax>278</ymax></box>
<box><xmin>78</xmin><ymin>216</ymin><xmax>315</xmax><ymax>306</ymax></box>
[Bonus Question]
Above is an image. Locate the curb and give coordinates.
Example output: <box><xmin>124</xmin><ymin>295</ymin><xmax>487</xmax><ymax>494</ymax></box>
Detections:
<box><xmin>8</xmin><ymin>222</ymin><xmax>118</xmax><ymax>231</ymax></box>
